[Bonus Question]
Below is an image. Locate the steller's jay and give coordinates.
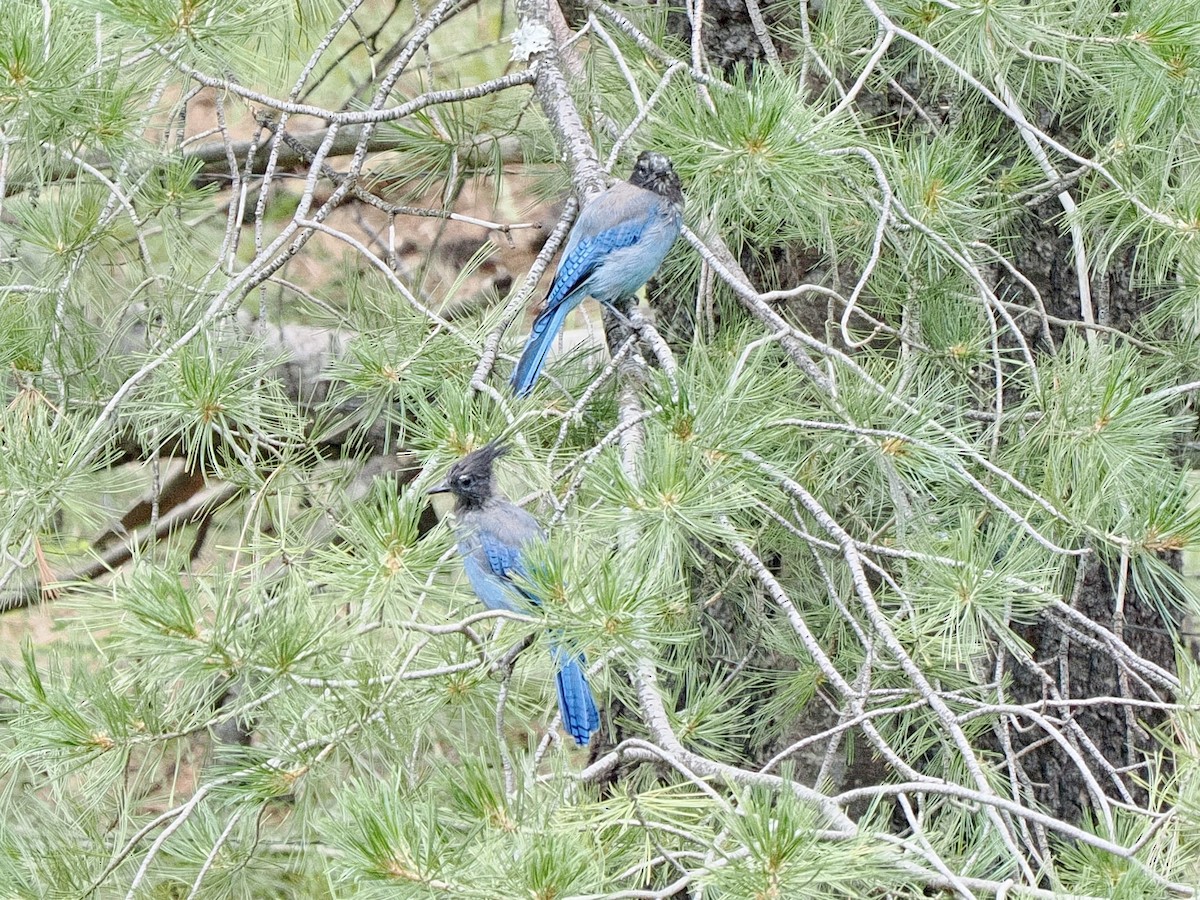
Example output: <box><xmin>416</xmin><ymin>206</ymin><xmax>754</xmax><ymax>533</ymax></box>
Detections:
<box><xmin>510</xmin><ymin>151</ymin><xmax>684</xmax><ymax>397</ymax></box>
<box><xmin>428</xmin><ymin>442</ymin><xmax>600</xmax><ymax>746</ymax></box>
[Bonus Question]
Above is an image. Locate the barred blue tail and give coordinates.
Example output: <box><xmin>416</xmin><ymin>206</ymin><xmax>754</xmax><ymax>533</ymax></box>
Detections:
<box><xmin>552</xmin><ymin>644</ymin><xmax>600</xmax><ymax>746</ymax></box>
<box><xmin>510</xmin><ymin>303</ymin><xmax>572</xmax><ymax>397</ymax></box>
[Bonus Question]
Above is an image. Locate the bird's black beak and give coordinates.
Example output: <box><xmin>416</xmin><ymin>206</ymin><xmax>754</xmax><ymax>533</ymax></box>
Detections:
<box><xmin>426</xmin><ymin>482</ymin><xmax>451</xmax><ymax>495</ymax></box>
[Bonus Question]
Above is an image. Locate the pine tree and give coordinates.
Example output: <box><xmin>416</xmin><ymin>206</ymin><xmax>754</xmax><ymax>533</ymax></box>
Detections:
<box><xmin>3</xmin><ymin>0</ymin><xmax>1200</xmax><ymax>895</ymax></box>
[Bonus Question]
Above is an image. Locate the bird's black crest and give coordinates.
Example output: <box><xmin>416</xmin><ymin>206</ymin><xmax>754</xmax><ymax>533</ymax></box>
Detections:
<box><xmin>629</xmin><ymin>151</ymin><xmax>684</xmax><ymax>208</ymax></box>
<box><xmin>441</xmin><ymin>441</ymin><xmax>509</xmax><ymax>510</ymax></box>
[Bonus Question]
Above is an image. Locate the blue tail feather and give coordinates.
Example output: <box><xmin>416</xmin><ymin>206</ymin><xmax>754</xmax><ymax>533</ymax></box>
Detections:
<box><xmin>552</xmin><ymin>644</ymin><xmax>600</xmax><ymax>746</ymax></box>
<box><xmin>510</xmin><ymin>303</ymin><xmax>573</xmax><ymax>398</ymax></box>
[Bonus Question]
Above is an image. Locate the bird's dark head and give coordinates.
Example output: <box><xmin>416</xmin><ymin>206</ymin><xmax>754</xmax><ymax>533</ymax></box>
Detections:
<box><xmin>428</xmin><ymin>441</ymin><xmax>508</xmax><ymax>510</ymax></box>
<box><xmin>629</xmin><ymin>151</ymin><xmax>683</xmax><ymax>208</ymax></box>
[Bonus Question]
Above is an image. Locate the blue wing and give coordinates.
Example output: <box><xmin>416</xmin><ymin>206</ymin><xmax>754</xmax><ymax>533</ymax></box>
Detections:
<box><xmin>460</xmin><ymin>522</ymin><xmax>541</xmax><ymax>614</ymax></box>
<box><xmin>512</xmin><ymin>219</ymin><xmax>645</xmax><ymax>396</ymax></box>
<box><xmin>478</xmin><ymin>529</ymin><xmax>528</xmax><ymax>581</ymax></box>
<box><xmin>542</xmin><ymin>216</ymin><xmax>650</xmax><ymax>314</ymax></box>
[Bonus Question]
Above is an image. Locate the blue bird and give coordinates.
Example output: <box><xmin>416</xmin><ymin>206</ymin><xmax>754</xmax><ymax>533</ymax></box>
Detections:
<box><xmin>429</xmin><ymin>442</ymin><xmax>600</xmax><ymax>746</ymax></box>
<box><xmin>510</xmin><ymin>151</ymin><xmax>684</xmax><ymax>397</ymax></box>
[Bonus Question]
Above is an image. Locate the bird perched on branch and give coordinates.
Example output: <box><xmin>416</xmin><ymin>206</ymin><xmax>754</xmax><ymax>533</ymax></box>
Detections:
<box><xmin>510</xmin><ymin>151</ymin><xmax>684</xmax><ymax>397</ymax></box>
<box><xmin>428</xmin><ymin>442</ymin><xmax>600</xmax><ymax>746</ymax></box>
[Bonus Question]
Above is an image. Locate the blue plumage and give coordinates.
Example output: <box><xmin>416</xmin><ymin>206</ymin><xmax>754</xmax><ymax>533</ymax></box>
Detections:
<box><xmin>510</xmin><ymin>151</ymin><xmax>684</xmax><ymax>397</ymax></box>
<box><xmin>429</xmin><ymin>442</ymin><xmax>600</xmax><ymax>746</ymax></box>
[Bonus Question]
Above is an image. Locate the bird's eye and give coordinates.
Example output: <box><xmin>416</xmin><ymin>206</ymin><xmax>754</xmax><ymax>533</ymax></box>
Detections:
<box><xmin>458</xmin><ymin>474</ymin><xmax>473</xmax><ymax>487</ymax></box>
